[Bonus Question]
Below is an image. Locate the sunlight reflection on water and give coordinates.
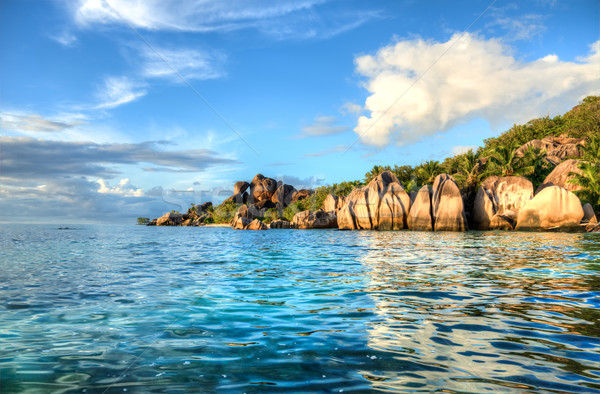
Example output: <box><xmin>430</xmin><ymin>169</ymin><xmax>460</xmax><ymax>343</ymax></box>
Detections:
<box><xmin>0</xmin><ymin>225</ymin><xmax>599</xmax><ymax>393</ymax></box>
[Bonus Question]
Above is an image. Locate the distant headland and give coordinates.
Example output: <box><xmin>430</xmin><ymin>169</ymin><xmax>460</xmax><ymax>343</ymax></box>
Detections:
<box><xmin>142</xmin><ymin>96</ymin><xmax>600</xmax><ymax>233</ymax></box>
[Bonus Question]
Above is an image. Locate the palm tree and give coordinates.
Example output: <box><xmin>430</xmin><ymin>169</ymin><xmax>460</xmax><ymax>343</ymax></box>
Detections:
<box><xmin>417</xmin><ymin>160</ymin><xmax>441</xmax><ymax>184</ymax></box>
<box><xmin>581</xmin><ymin>135</ymin><xmax>600</xmax><ymax>162</ymax></box>
<box><xmin>569</xmin><ymin>161</ymin><xmax>600</xmax><ymax>211</ymax></box>
<box><xmin>486</xmin><ymin>142</ymin><xmax>537</xmax><ymax>177</ymax></box>
<box><xmin>456</xmin><ymin>149</ymin><xmax>480</xmax><ymax>188</ymax></box>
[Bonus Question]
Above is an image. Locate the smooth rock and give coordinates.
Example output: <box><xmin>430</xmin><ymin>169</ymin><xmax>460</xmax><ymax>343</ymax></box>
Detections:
<box><xmin>234</xmin><ymin>181</ymin><xmax>250</xmax><ymax>195</ymax></box>
<box><xmin>337</xmin><ymin>171</ymin><xmax>411</xmax><ymax>230</ymax></box>
<box><xmin>269</xmin><ymin>219</ymin><xmax>291</xmax><ymax>229</ymax></box>
<box><xmin>432</xmin><ymin>174</ymin><xmax>468</xmax><ymax>232</ymax></box>
<box><xmin>323</xmin><ymin>194</ymin><xmax>346</xmax><ymax>212</ymax></box>
<box><xmin>516</xmin><ymin>186</ymin><xmax>584</xmax><ymax>232</ymax></box>
<box><xmin>246</xmin><ymin>219</ymin><xmax>268</xmax><ymax>230</ymax></box>
<box><xmin>536</xmin><ymin>159</ymin><xmax>583</xmax><ymax>194</ymax></box>
<box><xmin>291</xmin><ymin>189</ymin><xmax>313</xmax><ymax>203</ymax></box>
<box><xmin>472</xmin><ymin>176</ymin><xmax>533</xmax><ymax>230</ymax></box>
<box><xmin>250</xmin><ymin>174</ymin><xmax>277</xmax><ymax>203</ymax></box>
<box><xmin>490</xmin><ymin>213</ymin><xmax>514</xmax><ymax>231</ymax></box>
<box><xmin>156</xmin><ymin>212</ymin><xmax>183</xmax><ymax>226</ymax></box>
<box><xmin>271</xmin><ymin>184</ymin><xmax>296</xmax><ymax>207</ymax></box>
<box><xmin>292</xmin><ymin>210</ymin><xmax>337</xmax><ymax>229</ymax></box>
<box><xmin>408</xmin><ymin>185</ymin><xmax>433</xmax><ymax>231</ymax></box>
<box><xmin>582</xmin><ymin>203</ymin><xmax>598</xmax><ymax>224</ymax></box>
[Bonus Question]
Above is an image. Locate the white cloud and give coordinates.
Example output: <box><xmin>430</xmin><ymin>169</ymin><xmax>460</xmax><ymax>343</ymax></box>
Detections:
<box><xmin>95</xmin><ymin>76</ymin><xmax>147</xmax><ymax>109</ymax></box>
<box><xmin>340</xmin><ymin>102</ymin><xmax>363</xmax><ymax>116</ymax></box>
<box><xmin>487</xmin><ymin>13</ymin><xmax>547</xmax><ymax>41</ymax></box>
<box><xmin>0</xmin><ymin>112</ymin><xmax>85</xmax><ymax>132</ymax></box>
<box><xmin>451</xmin><ymin>145</ymin><xmax>477</xmax><ymax>156</ymax></box>
<box><xmin>141</xmin><ymin>47</ymin><xmax>226</xmax><ymax>81</ymax></box>
<box><xmin>50</xmin><ymin>30</ymin><xmax>78</xmax><ymax>46</ymax></box>
<box><xmin>72</xmin><ymin>0</ymin><xmax>378</xmax><ymax>40</ymax></box>
<box><xmin>353</xmin><ymin>34</ymin><xmax>600</xmax><ymax>147</ymax></box>
<box><xmin>97</xmin><ymin>178</ymin><xmax>144</xmax><ymax>197</ymax></box>
<box><xmin>299</xmin><ymin>116</ymin><xmax>349</xmax><ymax>137</ymax></box>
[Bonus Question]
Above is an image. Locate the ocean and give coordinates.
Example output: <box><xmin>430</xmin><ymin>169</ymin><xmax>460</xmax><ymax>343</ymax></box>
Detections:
<box><xmin>1</xmin><ymin>224</ymin><xmax>599</xmax><ymax>393</ymax></box>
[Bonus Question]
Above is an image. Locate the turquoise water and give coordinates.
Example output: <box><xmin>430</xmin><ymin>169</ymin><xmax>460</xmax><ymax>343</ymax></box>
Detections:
<box><xmin>1</xmin><ymin>225</ymin><xmax>599</xmax><ymax>393</ymax></box>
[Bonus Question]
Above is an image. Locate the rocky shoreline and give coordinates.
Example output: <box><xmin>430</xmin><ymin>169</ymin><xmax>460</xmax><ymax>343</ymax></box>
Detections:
<box><xmin>146</xmin><ymin>133</ymin><xmax>598</xmax><ymax>233</ymax></box>
<box><xmin>147</xmin><ymin>172</ymin><xmax>598</xmax><ymax>234</ymax></box>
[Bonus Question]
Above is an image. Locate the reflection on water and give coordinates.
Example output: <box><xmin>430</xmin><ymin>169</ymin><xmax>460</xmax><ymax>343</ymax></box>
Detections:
<box><xmin>0</xmin><ymin>225</ymin><xmax>599</xmax><ymax>393</ymax></box>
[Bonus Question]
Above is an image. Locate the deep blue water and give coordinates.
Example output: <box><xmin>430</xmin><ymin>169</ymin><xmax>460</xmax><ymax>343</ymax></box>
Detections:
<box><xmin>1</xmin><ymin>224</ymin><xmax>599</xmax><ymax>393</ymax></box>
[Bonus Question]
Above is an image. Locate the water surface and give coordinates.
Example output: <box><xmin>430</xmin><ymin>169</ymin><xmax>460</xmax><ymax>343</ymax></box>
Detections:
<box><xmin>1</xmin><ymin>224</ymin><xmax>599</xmax><ymax>392</ymax></box>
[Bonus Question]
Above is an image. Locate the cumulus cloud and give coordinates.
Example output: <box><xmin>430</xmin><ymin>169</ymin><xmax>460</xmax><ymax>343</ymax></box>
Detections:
<box><xmin>0</xmin><ymin>112</ymin><xmax>85</xmax><ymax>132</ymax></box>
<box><xmin>72</xmin><ymin>0</ymin><xmax>378</xmax><ymax>40</ymax></box>
<box><xmin>97</xmin><ymin>178</ymin><xmax>144</xmax><ymax>197</ymax></box>
<box><xmin>141</xmin><ymin>46</ymin><xmax>226</xmax><ymax>81</ymax></box>
<box><xmin>353</xmin><ymin>34</ymin><xmax>600</xmax><ymax>147</ymax></box>
<box><xmin>298</xmin><ymin>116</ymin><xmax>349</xmax><ymax>138</ymax></box>
<box><xmin>95</xmin><ymin>76</ymin><xmax>147</xmax><ymax>109</ymax></box>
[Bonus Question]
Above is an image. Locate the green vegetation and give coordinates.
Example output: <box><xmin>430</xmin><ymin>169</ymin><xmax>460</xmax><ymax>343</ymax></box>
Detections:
<box><xmin>136</xmin><ymin>217</ymin><xmax>150</xmax><ymax>225</ymax></box>
<box><xmin>570</xmin><ymin>135</ymin><xmax>600</xmax><ymax>212</ymax></box>
<box><xmin>212</xmin><ymin>201</ymin><xmax>240</xmax><ymax>224</ymax></box>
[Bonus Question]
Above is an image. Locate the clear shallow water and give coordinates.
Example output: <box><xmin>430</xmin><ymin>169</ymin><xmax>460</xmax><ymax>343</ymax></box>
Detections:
<box><xmin>1</xmin><ymin>224</ymin><xmax>599</xmax><ymax>393</ymax></box>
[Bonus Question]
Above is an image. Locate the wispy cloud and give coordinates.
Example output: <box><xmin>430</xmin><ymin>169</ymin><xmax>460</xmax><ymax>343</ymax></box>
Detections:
<box><xmin>487</xmin><ymin>12</ymin><xmax>547</xmax><ymax>41</ymax></box>
<box><xmin>451</xmin><ymin>145</ymin><xmax>477</xmax><ymax>156</ymax></box>
<box><xmin>72</xmin><ymin>0</ymin><xmax>379</xmax><ymax>40</ymax></box>
<box><xmin>94</xmin><ymin>76</ymin><xmax>147</xmax><ymax>109</ymax></box>
<box><xmin>297</xmin><ymin>116</ymin><xmax>349</xmax><ymax>138</ymax></box>
<box><xmin>49</xmin><ymin>30</ymin><xmax>78</xmax><ymax>46</ymax></box>
<box><xmin>353</xmin><ymin>34</ymin><xmax>599</xmax><ymax>147</ymax></box>
<box><xmin>141</xmin><ymin>46</ymin><xmax>226</xmax><ymax>81</ymax></box>
<box><xmin>0</xmin><ymin>112</ymin><xmax>85</xmax><ymax>132</ymax></box>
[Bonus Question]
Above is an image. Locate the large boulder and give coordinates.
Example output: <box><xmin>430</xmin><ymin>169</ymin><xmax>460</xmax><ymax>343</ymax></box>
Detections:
<box><xmin>271</xmin><ymin>184</ymin><xmax>296</xmax><ymax>207</ymax></box>
<box><xmin>292</xmin><ymin>210</ymin><xmax>337</xmax><ymax>229</ymax></box>
<box><xmin>432</xmin><ymin>174</ymin><xmax>468</xmax><ymax>232</ymax></box>
<box><xmin>246</xmin><ymin>219</ymin><xmax>268</xmax><ymax>230</ymax></box>
<box><xmin>536</xmin><ymin>159</ymin><xmax>583</xmax><ymax>194</ymax></box>
<box><xmin>250</xmin><ymin>174</ymin><xmax>277</xmax><ymax>203</ymax></box>
<box><xmin>516</xmin><ymin>135</ymin><xmax>586</xmax><ymax>161</ymax></box>
<box><xmin>223</xmin><ymin>192</ymin><xmax>248</xmax><ymax>204</ymax></box>
<box><xmin>515</xmin><ymin>186</ymin><xmax>584</xmax><ymax>232</ymax></box>
<box><xmin>472</xmin><ymin>176</ymin><xmax>533</xmax><ymax>230</ymax></box>
<box><xmin>323</xmin><ymin>194</ymin><xmax>346</xmax><ymax>212</ymax></box>
<box><xmin>230</xmin><ymin>204</ymin><xmax>252</xmax><ymax>226</ymax></box>
<box><xmin>233</xmin><ymin>217</ymin><xmax>268</xmax><ymax>230</ymax></box>
<box><xmin>291</xmin><ymin>189</ymin><xmax>313</xmax><ymax>203</ymax></box>
<box><xmin>407</xmin><ymin>185</ymin><xmax>433</xmax><ymax>231</ymax></box>
<box><xmin>270</xmin><ymin>219</ymin><xmax>291</xmax><ymax>229</ymax></box>
<box><xmin>156</xmin><ymin>212</ymin><xmax>183</xmax><ymax>226</ymax></box>
<box><xmin>234</xmin><ymin>181</ymin><xmax>250</xmax><ymax>195</ymax></box>
<box><xmin>338</xmin><ymin>171</ymin><xmax>411</xmax><ymax>230</ymax></box>
<box><xmin>582</xmin><ymin>203</ymin><xmax>598</xmax><ymax>225</ymax></box>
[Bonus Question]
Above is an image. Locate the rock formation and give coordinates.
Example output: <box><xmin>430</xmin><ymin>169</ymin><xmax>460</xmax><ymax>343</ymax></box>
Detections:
<box><xmin>515</xmin><ymin>186</ymin><xmax>584</xmax><ymax>232</ymax></box>
<box><xmin>250</xmin><ymin>174</ymin><xmax>278</xmax><ymax>203</ymax></box>
<box><xmin>516</xmin><ymin>135</ymin><xmax>586</xmax><ymax>163</ymax></box>
<box><xmin>156</xmin><ymin>212</ymin><xmax>183</xmax><ymax>226</ymax></box>
<box><xmin>337</xmin><ymin>171</ymin><xmax>411</xmax><ymax>230</ymax></box>
<box><xmin>407</xmin><ymin>185</ymin><xmax>433</xmax><ymax>231</ymax></box>
<box><xmin>472</xmin><ymin>176</ymin><xmax>534</xmax><ymax>230</ymax></box>
<box><xmin>291</xmin><ymin>189</ymin><xmax>312</xmax><ymax>203</ymax></box>
<box><xmin>432</xmin><ymin>174</ymin><xmax>468</xmax><ymax>232</ymax></box>
<box><xmin>582</xmin><ymin>203</ymin><xmax>598</xmax><ymax>225</ymax></box>
<box><xmin>270</xmin><ymin>220</ymin><xmax>291</xmax><ymax>229</ymax></box>
<box><xmin>292</xmin><ymin>210</ymin><xmax>337</xmax><ymax>229</ymax></box>
<box><xmin>323</xmin><ymin>194</ymin><xmax>346</xmax><ymax>212</ymax></box>
<box><xmin>536</xmin><ymin>159</ymin><xmax>583</xmax><ymax>194</ymax></box>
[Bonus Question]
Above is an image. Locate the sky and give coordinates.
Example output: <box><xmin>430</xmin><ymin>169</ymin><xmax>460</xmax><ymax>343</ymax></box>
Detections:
<box><xmin>0</xmin><ymin>0</ymin><xmax>598</xmax><ymax>223</ymax></box>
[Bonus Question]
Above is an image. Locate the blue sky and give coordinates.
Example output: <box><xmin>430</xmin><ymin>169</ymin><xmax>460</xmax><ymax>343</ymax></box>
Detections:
<box><xmin>1</xmin><ymin>0</ymin><xmax>598</xmax><ymax>223</ymax></box>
